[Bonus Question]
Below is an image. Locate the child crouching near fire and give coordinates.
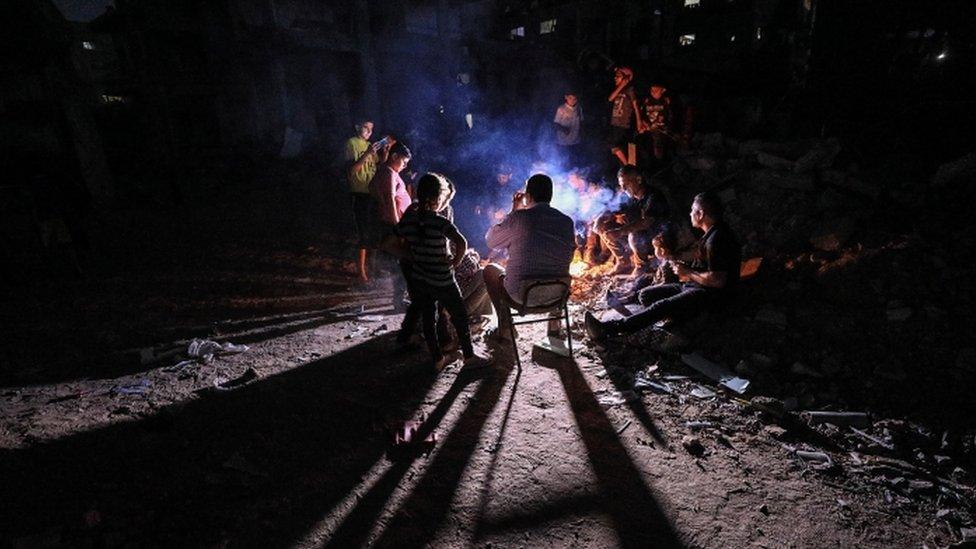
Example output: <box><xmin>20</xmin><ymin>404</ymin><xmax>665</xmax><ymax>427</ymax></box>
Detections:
<box><xmin>397</xmin><ymin>173</ymin><xmax>492</xmax><ymax>371</ymax></box>
<box><xmin>607</xmin><ymin>229</ymin><xmax>679</xmax><ymax>307</ymax></box>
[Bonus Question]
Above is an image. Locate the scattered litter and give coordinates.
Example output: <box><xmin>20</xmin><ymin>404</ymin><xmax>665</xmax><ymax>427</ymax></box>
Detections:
<box><xmin>213</xmin><ymin>368</ymin><xmax>258</xmax><ymax>391</ymax></box>
<box><xmin>662</xmin><ymin>375</ymin><xmax>690</xmax><ymax>381</ymax></box>
<box><xmin>795</xmin><ymin>449</ymin><xmax>832</xmax><ymax>464</ymax></box>
<box><xmin>188</xmin><ymin>338</ymin><xmax>249</xmax><ymax>363</ymax></box>
<box><xmin>616</xmin><ymin>419</ymin><xmax>633</xmax><ymax>435</ymax></box>
<box><xmin>534</xmin><ymin>336</ymin><xmax>571</xmax><ymax>358</ymax></box>
<box><xmin>681</xmin><ymin>352</ymin><xmax>751</xmax><ymax>394</ymax></box>
<box><xmin>598</xmin><ymin>390</ymin><xmax>640</xmax><ymax>407</ymax></box>
<box><xmin>634</xmin><ymin>378</ymin><xmax>673</xmax><ymax>395</ymax></box>
<box><xmin>686</xmin><ymin>421</ymin><xmax>715</xmax><ymax>431</ymax></box>
<box><xmin>690</xmin><ymin>385</ymin><xmax>718</xmax><ymax>399</ymax></box>
<box><xmin>357</xmin><ymin>314</ymin><xmax>387</xmax><ymax>322</ymax></box>
<box><xmin>849</xmin><ymin>427</ymin><xmax>895</xmax><ymax>451</ymax></box>
<box><xmin>162</xmin><ymin>359</ymin><xmax>199</xmax><ymax>375</ymax></box>
<box><xmin>113</xmin><ymin>379</ymin><xmax>151</xmax><ymax>395</ymax></box>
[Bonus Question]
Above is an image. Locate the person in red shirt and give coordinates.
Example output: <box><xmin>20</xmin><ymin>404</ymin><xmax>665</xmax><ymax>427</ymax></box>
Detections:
<box><xmin>369</xmin><ymin>142</ymin><xmax>413</xmax><ymax>310</ymax></box>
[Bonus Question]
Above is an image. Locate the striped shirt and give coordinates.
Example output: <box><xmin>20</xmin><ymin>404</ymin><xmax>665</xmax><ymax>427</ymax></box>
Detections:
<box><xmin>397</xmin><ymin>206</ymin><xmax>457</xmax><ymax>287</ymax></box>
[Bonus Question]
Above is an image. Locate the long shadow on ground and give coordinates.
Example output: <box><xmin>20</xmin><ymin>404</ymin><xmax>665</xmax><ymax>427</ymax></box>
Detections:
<box><xmin>0</xmin><ymin>334</ymin><xmax>438</xmax><ymax>546</ymax></box>
<box><xmin>476</xmin><ymin>353</ymin><xmax>684</xmax><ymax>548</ymax></box>
<box><xmin>323</xmin><ymin>360</ymin><xmax>514</xmax><ymax>548</ymax></box>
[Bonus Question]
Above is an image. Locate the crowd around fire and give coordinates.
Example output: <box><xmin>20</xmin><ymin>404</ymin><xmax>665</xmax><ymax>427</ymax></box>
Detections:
<box><xmin>342</xmin><ymin>65</ymin><xmax>741</xmax><ymax>371</ymax></box>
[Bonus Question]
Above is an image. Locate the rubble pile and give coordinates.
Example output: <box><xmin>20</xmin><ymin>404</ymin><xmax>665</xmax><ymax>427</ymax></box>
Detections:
<box><xmin>577</xmin><ymin>137</ymin><xmax>976</xmax><ymax>538</ymax></box>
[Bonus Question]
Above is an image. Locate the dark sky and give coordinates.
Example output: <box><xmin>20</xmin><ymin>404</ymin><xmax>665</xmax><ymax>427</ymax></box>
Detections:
<box><xmin>52</xmin><ymin>0</ymin><xmax>114</xmax><ymax>22</ymax></box>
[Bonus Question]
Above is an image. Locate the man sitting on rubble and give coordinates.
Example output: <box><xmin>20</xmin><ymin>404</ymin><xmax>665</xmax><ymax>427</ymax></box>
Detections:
<box><xmin>585</xmin><ymin>191</ymin><xmax>740</xmax><ymax>341</ymax></box>
<box><xmin>591</xmin><ymin>164</ymin><xmax>670</xmax><ymax>277</ymax></box>
<box><xmin>483</xmin><ymin>174</ymin><xmax>576</xmax><ymax>343</ymax></box>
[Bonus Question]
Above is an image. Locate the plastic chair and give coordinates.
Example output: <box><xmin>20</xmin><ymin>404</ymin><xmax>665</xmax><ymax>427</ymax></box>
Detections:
<box><xmin>507</xmin><ymin>278</ymin><xmax>573</xmax><ymax>367</ymax></box>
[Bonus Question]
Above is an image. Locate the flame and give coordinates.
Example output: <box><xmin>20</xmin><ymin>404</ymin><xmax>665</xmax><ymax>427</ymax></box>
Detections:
<box><xmin>569</xmin><ymin>249</ymin><xmax>587</xmax><ymax>277</ymax></box>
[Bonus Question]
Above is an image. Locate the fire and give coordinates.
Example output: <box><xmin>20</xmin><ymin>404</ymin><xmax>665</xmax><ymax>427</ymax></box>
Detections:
<box><xmin>569</xmin><ymin>250</ymin><xmax>588</xmax><ymax>277</ymax></box>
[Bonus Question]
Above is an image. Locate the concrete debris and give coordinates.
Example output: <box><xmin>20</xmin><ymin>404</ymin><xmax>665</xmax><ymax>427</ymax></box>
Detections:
<box><xmin>681</xmin><ymin>352</ymin><xmax>751</xmax><ymax>394</ymax></box>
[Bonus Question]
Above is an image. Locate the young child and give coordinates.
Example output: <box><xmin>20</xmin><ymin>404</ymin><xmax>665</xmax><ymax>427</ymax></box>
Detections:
<box><xmin>397</xmin><ymin>173</ymin><xmax>491</xmax><ymax>371</ymax></box>
<box><xmin>607</xmin><ymin>230</ymin><xmax>679</xmax><ymax>307</ymax></box>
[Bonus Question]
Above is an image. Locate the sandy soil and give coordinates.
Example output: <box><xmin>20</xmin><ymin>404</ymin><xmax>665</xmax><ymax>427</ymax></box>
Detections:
<box><xmin>1</xmin><ymin>175</ymin><xmax>972</xmax><ymax>548</ymax></box>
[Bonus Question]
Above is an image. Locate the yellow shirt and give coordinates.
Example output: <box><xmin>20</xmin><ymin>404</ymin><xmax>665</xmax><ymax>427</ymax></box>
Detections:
<box><xmin>344</xmin><ymin>137</ymin><xmax>376</xmax><ymax>194</ymax></box>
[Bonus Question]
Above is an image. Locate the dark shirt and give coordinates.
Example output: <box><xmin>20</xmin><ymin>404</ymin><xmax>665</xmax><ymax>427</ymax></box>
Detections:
<box><xmin>636</xmin><ymin>186</ymin><xmax>670</xmax><ymax>224</ymax></box>
<box><xmin>610</xmin><ymin>86</ymin><xmax>637</xmax><ymax>128</ymax></box>
<box><xmin>689</xmin><ymin>223</ymin><xmax>741</xmax><ymax>292</ymax></box>
<box><xmin>641</xmin><ymin>94</ymin><xmax>672</xmax><ymax>132</ymax></box>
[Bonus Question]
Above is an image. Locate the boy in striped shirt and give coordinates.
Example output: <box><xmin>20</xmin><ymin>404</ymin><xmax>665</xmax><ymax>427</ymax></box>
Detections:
<box><xmin>397</xmin><ymin>173</ymin><xmax>491</xmax><ymax>371</ymax></box>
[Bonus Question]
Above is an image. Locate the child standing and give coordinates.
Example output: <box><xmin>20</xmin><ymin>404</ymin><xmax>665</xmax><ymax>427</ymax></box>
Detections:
<box><xmin>397</xmin><ymin>173</ymin><xmax>491</xmax><ymax>371</ymax></box>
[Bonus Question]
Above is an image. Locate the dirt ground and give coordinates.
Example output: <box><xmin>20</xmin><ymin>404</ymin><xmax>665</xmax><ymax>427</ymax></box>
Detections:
<box><xmin>2</xmin><ymin>163</ymin><xmax>974</xmax><ymax>548</ymax></box>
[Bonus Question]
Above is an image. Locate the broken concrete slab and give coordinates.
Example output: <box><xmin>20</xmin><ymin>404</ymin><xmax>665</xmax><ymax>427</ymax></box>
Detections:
<box><xmin>681</xmin><ymin>352</ymin><xmax>751</xmax><ymax>394</ymax></box>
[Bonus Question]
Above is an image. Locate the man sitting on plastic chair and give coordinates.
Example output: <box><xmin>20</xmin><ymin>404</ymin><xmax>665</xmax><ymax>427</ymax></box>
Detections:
<box><xmin>483</xmin><ymin>174</ymin><xmax>576</xmax><ymax>355</ymax></box>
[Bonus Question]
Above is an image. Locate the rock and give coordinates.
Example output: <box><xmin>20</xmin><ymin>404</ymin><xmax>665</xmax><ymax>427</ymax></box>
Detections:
<box><xmin>962</xmin><ymin>527</ymin><xmax>976</xmax><ymax>542</ymax></box>
<box><xmin>810</xmin><ymin>217</ymin><xmax>855</xmax><ymax>251</ymax></box>
<box><xmin>696</xmin><ymin>132</ymin><xmax>726</xmax><ymax>155</ymax></box>
<box><xmin>874</xmin><ymin>362</ymin><xmax>908</xmax><ymax>382</ymax></box>
<box><xmin>763</xmin><ymin>425</ymin><xmax>788</xmax><ymax>440</ymax></box>
<box><xmin>754</xmin><ymin>307</ymin><xmax>788</xmax><ymax>327</ymax></box>
<box><xmin>686</xmin><ymin>155</ymin><xmax>718</xmax><ymax>172</ymax></box>
<box><xmin>757</xmin><ymin>151</ymin><xmax>796</xmax><ymax>171</ymax></box>
<box><xmin>790</xmin><ymin>362</ymin><xmax>823</xmax><ymax>378</ymax></box>
<box><xmin>682</xmin><ymin>435</ymin><xmax>706</xmax><ymax>457</ymax></box>
<box><xmin>794</xmin><ymin>138</ymin><xmax>841</xmax><ymax>174</ymax></box>
<box><xmin>718</xmin><ymin>187</ymin><xmax>737</xmax><ymax>204</ymax></box>
<box><xmin>932</xmin><ymin>151</ymin><xmax>976</xmax><ymax>188</ymax></box>
<box><xmin>886</xmin><ymin>305</ymin><xmax>912</xmax><ymax>322</ymax></box>
<box><xmin>735</xmin><ymin>359</ymin><xmax>756</xmax><ymax>377</ymax></box>
<box><xmin>956</xmin><ymin>348</ymin><xmax>976</xmax><ymax>371</ymax></box>
<box><xmin>739</xmin><ymin>139</ymin><xmax>791</xmax><ymax>158</ymax></box>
